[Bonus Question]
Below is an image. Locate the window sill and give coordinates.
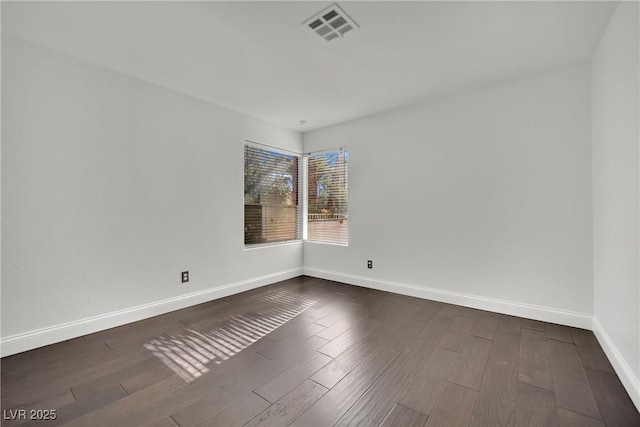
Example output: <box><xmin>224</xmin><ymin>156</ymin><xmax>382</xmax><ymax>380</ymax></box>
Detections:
<box><xmin>244</xmin><ymin>240</ymin><xmax>303</xmax><ymax>250</ymax></box>
<box><xmin>303</xmin><ymin>240</ymin><xmax>349</xmax><ymax>247</ymax></box>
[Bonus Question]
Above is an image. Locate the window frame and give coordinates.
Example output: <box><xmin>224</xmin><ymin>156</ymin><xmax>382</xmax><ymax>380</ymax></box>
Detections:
<box><xmin>243</xmin><ymin>140</ymin><xmax>302</xmax><ymax>248</ymax></box>
<box><xmin>304</xmin><ymin>147</ymin><xmax>349</xmax><ymax>246</ymax></box>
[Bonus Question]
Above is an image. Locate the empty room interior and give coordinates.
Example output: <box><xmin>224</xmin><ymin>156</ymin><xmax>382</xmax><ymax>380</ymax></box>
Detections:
<box><xmin>1</xmin><ymin>1</ymin><xmax>639</xmax><ymax>426</ymax></box>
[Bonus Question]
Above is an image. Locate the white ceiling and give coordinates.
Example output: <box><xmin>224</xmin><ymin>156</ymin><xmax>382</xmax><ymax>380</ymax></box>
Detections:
<box><xmin>2</xmin><ymin>1</ymin><xmax>618</xmax><ymax>131</ymax></box>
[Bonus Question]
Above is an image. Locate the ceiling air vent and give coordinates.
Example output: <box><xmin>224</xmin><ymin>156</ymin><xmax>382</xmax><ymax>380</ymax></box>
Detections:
<box><xmin>303</xmin><ymin>3</ymin><xmax>359</xmax><ymax>42</ymax></box>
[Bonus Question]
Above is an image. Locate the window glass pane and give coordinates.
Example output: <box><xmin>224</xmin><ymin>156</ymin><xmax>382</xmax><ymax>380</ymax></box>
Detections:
<box><xmin>244</xmin><ymin>143</ymin><xmax>300</xmax><ymax>245</ymax></box>
<box><xmin>307</xmin><ymin>149</ymin><xmax>348</xmax><ymax>245</ymax></box>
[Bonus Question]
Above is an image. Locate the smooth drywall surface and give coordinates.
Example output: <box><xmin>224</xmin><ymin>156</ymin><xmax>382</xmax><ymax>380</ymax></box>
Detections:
<box><xmin>1</xmin><ymin>37</ymin><xmax>302</xmax><ymax>344</ymax></box>
<box><xmin>591</xmin><ymin>1</ymin><xmax>640</xmax><ymax>409</ymax></box>
<box><xmin>303</xmin><ymin>64</ymin><xmax>593</xmax><ymax>320</ymax></box>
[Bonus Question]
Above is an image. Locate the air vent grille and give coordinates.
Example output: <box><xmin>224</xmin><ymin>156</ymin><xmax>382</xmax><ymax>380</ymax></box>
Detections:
<box><xmin>303</xmin><ymin>3</ymin><xmax>359</xmax><ymax>42</ymax></box>
<box><xmin>323</xmin><ymin>10</ymin><xmax>338</xmax><ymax>21</ymax></box>
<box><xmin>330</xmin><ymin>16</ymin><xmax>348</xmax><ymax>29</ymax></box>
<box><xmin>338</xmin><ymin>25</ymin><xmax>353</xmax><ymax>36</ymax></box>
<box><xmin>316</xmin><ymin>25</ymin><xmax>332</xmax><ymax>37</ymax></box>
<box><xmin>308</xmin><ymin>19</ymin><xmax>323</xmax><ymax>30</ymax></box>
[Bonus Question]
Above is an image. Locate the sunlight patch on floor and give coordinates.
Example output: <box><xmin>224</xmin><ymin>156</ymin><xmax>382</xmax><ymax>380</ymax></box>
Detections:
<box><xmin>145</xmin><ymin>288</ymin><xmax>317</xmax><ymax>382</ymax></box>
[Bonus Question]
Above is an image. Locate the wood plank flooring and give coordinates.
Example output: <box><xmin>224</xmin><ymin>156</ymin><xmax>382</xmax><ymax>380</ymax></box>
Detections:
<box><xmin>2</xmin><ymin>276</ymin><xmax>638</xmax><ymax>426</ymax></box>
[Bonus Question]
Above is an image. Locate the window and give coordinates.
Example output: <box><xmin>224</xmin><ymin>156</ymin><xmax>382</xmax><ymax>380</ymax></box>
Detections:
<box><xmin>307</xmin><ymin>148</ymin><xmax>348</xmax><ymax>245</ymax></box>
<box><xmin>244</xmin><ymin>142</ymin><xmax>300</xmax><ymax>245</ymax></box>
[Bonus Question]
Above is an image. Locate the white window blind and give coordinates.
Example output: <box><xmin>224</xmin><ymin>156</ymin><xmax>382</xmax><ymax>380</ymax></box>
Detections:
<box><xmin>307</xmin><ymin>148</ymin><xmax>348</xmax><ymax>245</ymax></box>
<box><xmin>244</xmin><ymin>142</ymin><xmax>300</xmax><ymax>245</ymax></box>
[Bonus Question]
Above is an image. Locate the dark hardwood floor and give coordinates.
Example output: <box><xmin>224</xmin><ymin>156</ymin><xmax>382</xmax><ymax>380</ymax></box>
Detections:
<box><xmin>2</xmin><ymin>276</ymin><xmax>639</xmax><ymax>426</ymax></box>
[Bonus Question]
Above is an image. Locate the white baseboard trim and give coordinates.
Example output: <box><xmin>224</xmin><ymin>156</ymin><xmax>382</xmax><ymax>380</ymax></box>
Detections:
<box><xmin>303</xmin><ymin>267</ymin><xmax>592</xmax><ymax>329</ymax></box>
<box><xmin>592</xmin><ymin>316</ymin><xmax>640</xmax><ymax>412</ymax></box>
<box><xmin>0</xmin><ymin>268</ymin><xmax>302</xmax><ymax>357</ymax></box>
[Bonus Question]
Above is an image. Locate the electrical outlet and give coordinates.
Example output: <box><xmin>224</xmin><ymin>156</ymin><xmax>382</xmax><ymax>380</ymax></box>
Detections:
<box><xmin>181</xmin><ymin>271</ymin><xmax>189</xmax><ymax>283</ymax></box>
<box><xmin>367</xmin><ymin>260</ymin><xmax>373</xmax><ymax>269</ymax></box>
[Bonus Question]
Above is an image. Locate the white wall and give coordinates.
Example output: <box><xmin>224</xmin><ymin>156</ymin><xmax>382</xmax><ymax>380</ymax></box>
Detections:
<box><xmin>591</xmin><ymin>1</ymin><xmax>640</xmax><ymax>410</ymax></box>
<box><xmin>303</xmin><ymin>65</ymin><xmax>593</xmax><ymax>327</ymax></box>
<box><xmin>1</xmin><ymin>37</ymin><xmax>303</xmax><ymax>356</ymax></box>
